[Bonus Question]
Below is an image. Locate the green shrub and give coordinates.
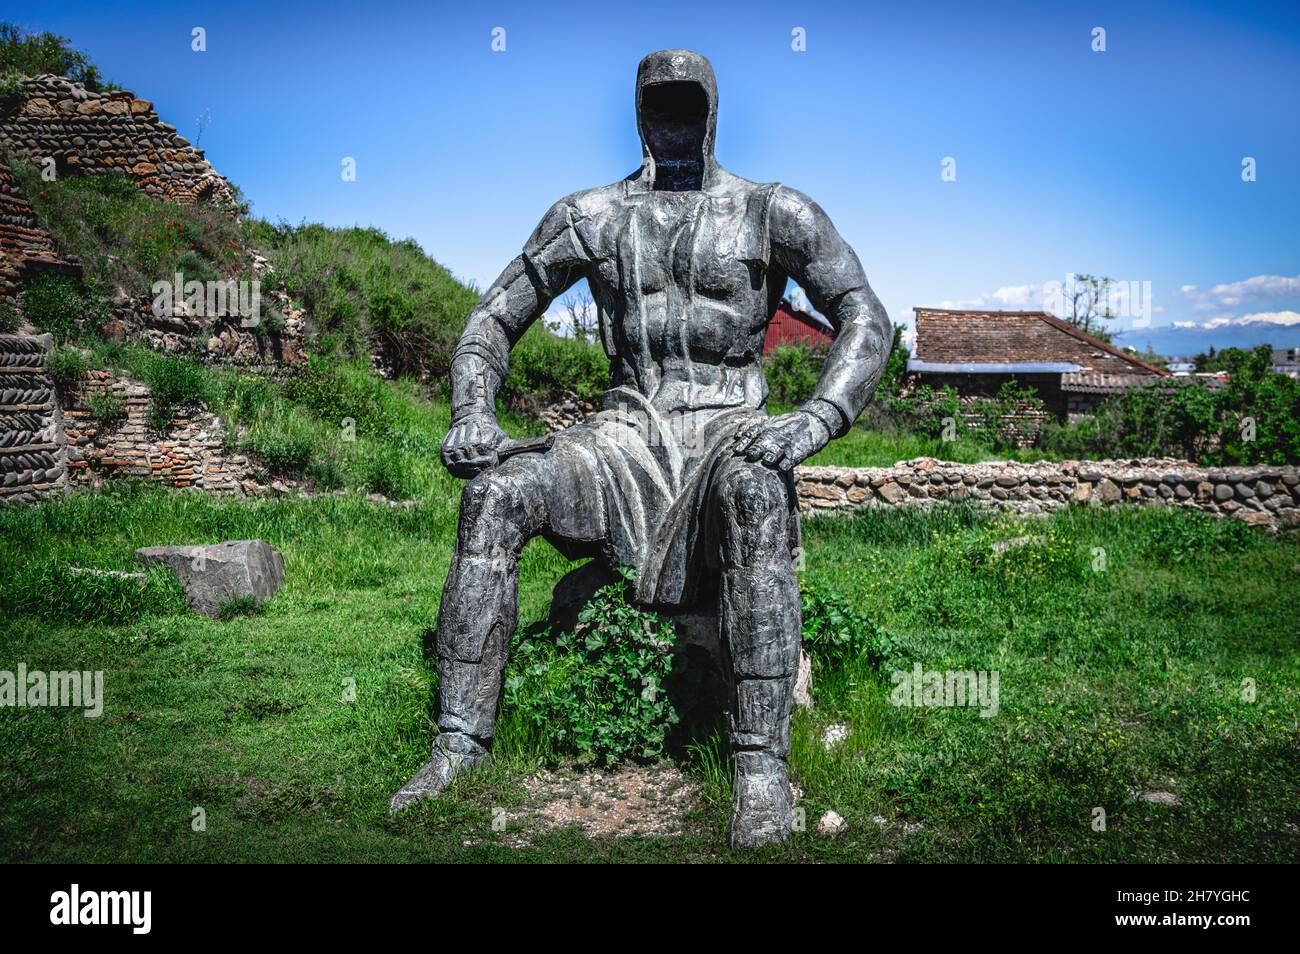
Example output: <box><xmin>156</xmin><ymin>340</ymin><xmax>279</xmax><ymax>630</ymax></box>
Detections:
<box><xmin>43</xmin><ymin>346</ymin><xmax>86</xmax><ymax>391</ymax></box>
<box><xmin>1038</xmin><ymin>350</ymin><xmax>1300</xmax><ymax>464</ymax></box>
<box><xmin>965</xmin><ymin>379</ymin><xmax>1046</xmax><ymax>450</ymax></box>
<box><xmin>282</xmin><ymin>357</ymin><xmax>387</xmax><ymax>435</ymax></box>
<box><xmin>250</xmin><ymin>223</ymin><xmax>480</xmax><ymax>374</ymax></box>
<box><xmin>878</xmin><ymin>323</ymin><xmax>909</xmax><ymax>395</ymax></box>
<box><xmin>359</xmin><ymin>445</ymin><xmax>412</xmax><ymax>499</ymax></box>
<box><xmin>19</xmin><ymin>274</ymin><xmax>87</xmax><ymax>342</ymax></box>
<box><xmin>501</xmin><ymin>324</ymin><xmax>609</xmax><ymax>408</ymax></box>
<box><xmin>1147</xmin><ymin>511</ymin><xmax>1259</xmax><ymax>563</ymax></box>
<box><xmin>141</xmin><ymin>356</ymin><xmax>209</xmax><ymax>429</ymax></box>
<box><xmin>0</xmin><ymin>23</ymin><xmax>117</xmax><ymax>91</ymax></box>
<box><xmin>800</xmin><ymin>582</ymin><xmax>895</xmax><ymax>668</ymax></box>
<box><xmin>215</xmin><ymin>595</ymin><xmax>264</xmax><ymax>620</ymax></box>
<box><xmin>764</xmin><ymin>343</ymin><xmax>822</xmax><ymax>407</ymax></box>
<box><xmin>505</xmin><ymin>568</ymin><xmax>679</xmax><ymax>765</ymax></box>
<box><xmin>0</xmin><ymin>69</ymin><xmax>25</xmax><ymax>102</ymax></box>
<box><xmin>0</xmin><ymin>562</ymin><xmax>185</xmax><ymax>624</ymax></box>
<box><xmin>11</xmin><ymin>165</ymin><xmax>248</xmax><ymax>303</ymax></box>
<box><xmin>86</xmin><ymin>389</ymin><xmax>126</xmax><ymax>427</ymax></box>
<box><xmin>875</xmin><ymin>383</ymin><xmax>965</xmax><ymax>441</ymax></box>
<box><xmin>243</xmin><ymin>402</ymin><xmax>316</xmax><ymax>475</ymax></box>
<box><xmin>305</xmin><ymin>452</ymin><xmax>346</xmax><ymax>491</ymax></box>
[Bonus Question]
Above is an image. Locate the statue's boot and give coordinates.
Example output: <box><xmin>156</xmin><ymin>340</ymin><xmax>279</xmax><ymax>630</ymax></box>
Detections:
<box><xmin>727</xmin><ymin>674</ymin><xmax>796</xmax><ymax>848</ymax></box>
<box><xmin>729</xmin><ymin>749</ymin><xmax>794</xmax><ymax>847</ymax></box>
<box><xmin>389</xmin><ymin>730</ymin><xmax>488</xmax><ymax>811</ymax></box>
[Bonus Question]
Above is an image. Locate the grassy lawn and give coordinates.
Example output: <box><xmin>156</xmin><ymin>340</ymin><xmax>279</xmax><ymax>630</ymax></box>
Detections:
<box><xmin>2</xmin><ymin>467</ymin><xmax>1297</xmax><ymax>862</ymax></box>
<box><xmin>805</xmin><ymin>423</ymin><xmax>1053</xmax><ymax>467</ymax></box>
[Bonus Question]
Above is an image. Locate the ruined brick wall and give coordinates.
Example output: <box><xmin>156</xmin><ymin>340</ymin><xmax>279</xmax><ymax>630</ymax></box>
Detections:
<box><xmin>1</xmin><ymin>74</ymin><xmax>235</xmax><ymax>209</ymax></box>
<box><xmin>795</xmin><ymin>458</ymin><xmax>1300</xmax><ymax>531</ymax></box>
<box><xmin>0</xmin><ymin>333</ymin><xmax>67</xmax><ymax>504</ymax></box>
<box><xmin>63</xmin><ymin>368</ymin><xmax>255</xmax><ymax>495</ymax></box>
<box><xmin>0</xmin><ymin>158</ymin><xmax>77</xmax><ymax>297</ymax></box>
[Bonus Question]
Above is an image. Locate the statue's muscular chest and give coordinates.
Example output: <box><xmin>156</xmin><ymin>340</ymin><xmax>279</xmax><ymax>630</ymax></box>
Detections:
<box><xmin>591</xmin><ymin>190</ymin><xmax>770</xmax><ymax>363</ymax></box>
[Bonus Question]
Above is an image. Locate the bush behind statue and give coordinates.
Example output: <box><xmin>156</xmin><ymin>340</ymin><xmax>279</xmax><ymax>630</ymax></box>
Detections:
<box><xmin>1039</xmin><ymin>347</ymin><xmax>1300</xmax><ymax>465</ymax></box>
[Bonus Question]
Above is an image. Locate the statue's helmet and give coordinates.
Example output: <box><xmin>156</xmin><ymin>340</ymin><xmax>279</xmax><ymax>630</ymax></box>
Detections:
<box><xmin>634</xmin><ymin>50</ymin><xmax>718</xmax><ymax>190</ymax></box>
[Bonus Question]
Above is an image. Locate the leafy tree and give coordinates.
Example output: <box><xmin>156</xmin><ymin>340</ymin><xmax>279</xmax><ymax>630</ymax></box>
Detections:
<box><xmin>1060</xmin><ymin>273</ymin><xmax>1116</xmax><ymax>341</ymax></box>
<box><xmin>0</xmin><ymin>22</ymin><xmax>115</xmax><ymax>91</ymax></box>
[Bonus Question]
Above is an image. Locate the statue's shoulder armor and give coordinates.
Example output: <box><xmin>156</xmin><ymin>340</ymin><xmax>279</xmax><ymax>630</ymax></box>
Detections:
<box><xmin>520</xmin><ymin>185</ymin><xmax>623</xmax><ymax>293</ymax></box>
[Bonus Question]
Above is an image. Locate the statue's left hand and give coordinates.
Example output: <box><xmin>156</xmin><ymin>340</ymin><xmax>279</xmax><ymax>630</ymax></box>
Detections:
<box><xmin>731</xmin><ymin>411</ymin><xmax>831</xmax><ymax>472</ymax></box>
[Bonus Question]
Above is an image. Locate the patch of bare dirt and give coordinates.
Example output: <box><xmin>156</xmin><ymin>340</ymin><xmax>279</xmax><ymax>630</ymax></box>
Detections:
<box><xmin>500</xmin><ymin>763</ymin><xmax>697</xmax><ymax>844</ymax></box>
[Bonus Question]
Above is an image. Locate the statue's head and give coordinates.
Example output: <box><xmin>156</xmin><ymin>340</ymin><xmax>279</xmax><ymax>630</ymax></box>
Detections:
<box><xmin>635</xmin><ymin>50</ymin><xmax>717</xmax><ymax>192</ymax></box>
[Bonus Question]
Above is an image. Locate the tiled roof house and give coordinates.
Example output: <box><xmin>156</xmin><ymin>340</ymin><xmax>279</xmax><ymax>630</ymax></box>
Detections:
<box><xmin>909</xmin><ymin>307</ymin><xmax>1169</xmax><ymax>419</ymax></box>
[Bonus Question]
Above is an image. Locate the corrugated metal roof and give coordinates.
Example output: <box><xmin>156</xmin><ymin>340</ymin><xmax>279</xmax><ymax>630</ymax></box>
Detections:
<box><xmin>1060</xmin><ymin>372</ymin><xmax>1226</xmax><ymax>394</ymax></box>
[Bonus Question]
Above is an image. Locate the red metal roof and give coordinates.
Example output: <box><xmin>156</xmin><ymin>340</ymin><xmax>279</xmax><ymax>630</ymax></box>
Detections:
<box><xmin>764</xmin><ymin>300</ymin><xmax>833</xmax><ymax>354</ymax></box>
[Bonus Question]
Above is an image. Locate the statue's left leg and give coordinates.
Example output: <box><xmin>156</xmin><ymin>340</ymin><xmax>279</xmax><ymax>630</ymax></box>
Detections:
<box><xmin>714</xmin><ymin>461</ymin><xmax>801</xmax><ymax>848</ymax></box>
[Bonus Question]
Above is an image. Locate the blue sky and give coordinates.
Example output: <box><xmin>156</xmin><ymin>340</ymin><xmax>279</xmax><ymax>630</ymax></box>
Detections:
<box><xmin>10</xmin><ymin>0</ymin><xmax>1300</xmax><ymax>354</ymax></box>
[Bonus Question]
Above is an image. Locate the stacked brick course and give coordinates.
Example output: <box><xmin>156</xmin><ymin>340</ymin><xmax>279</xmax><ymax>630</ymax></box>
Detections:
<box><xmin>63</xmin><ymin>368</ymin><xmax>253</xmax><ymax>494</ymax></box>
<box><xmin>0</xmin><ymin>158</ymin><xmax>77</xmax><ymax>296</ymax></box>
<box><xmin>0</xmin><ymin>333</ymin><xmax>67</xmax><ymax>503</ymax></box>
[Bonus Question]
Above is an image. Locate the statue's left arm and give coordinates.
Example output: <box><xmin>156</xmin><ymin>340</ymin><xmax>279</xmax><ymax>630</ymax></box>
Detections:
<box><xmin>733</xmin><ymin>186</ymin><xmax>893</xmax><ymax>470</ymax></box>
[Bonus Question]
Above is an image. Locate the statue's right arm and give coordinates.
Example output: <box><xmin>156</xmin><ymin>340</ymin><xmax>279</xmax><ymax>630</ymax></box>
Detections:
<box><xmin>448</xmin><ymin>255</ymin><xmax>554</xmax><ymax>424</ymax></box>
<box><xmin>443</xmin><ymin>198</ymin><xmax>587</xmax><ymax>476</ymax></box>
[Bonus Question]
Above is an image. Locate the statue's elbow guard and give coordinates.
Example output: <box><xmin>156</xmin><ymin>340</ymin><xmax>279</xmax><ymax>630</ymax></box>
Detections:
<box><xmin>814</xmin><ymin>304</ymin><xmax>891</xmax><ymax>431</ymax></box>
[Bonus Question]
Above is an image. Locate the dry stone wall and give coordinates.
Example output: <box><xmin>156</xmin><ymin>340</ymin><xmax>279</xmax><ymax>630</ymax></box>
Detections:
<box><xmin>794</xmin><ymin>457</ymin><xmax>1300</xmax><ymax>531</ymax></box>
<box><xmin>0</xmin><ymin>333</ymin><xmax>67</xmax><ymax>503</ymax></box>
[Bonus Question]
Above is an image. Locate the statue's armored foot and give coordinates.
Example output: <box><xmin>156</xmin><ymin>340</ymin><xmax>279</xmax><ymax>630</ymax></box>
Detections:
<box><xmin>728</xmin><ymin>751</ymin><xmax>794</xmax><ymax>848</ymax></box>
<box><xmin>389</xmin><ymin>732</ymin><xmax>488</xmax><ymax>811</ymax></box>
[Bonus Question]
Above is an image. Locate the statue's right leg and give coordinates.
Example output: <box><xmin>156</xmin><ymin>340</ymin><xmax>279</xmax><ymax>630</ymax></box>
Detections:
<box><xmin>390</xmin><ymin>455</ymin><xmax>550</xmax><ymax>811</ymax></box>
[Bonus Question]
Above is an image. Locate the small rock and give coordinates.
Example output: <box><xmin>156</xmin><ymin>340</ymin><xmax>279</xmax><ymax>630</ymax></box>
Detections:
<box><xmin>990</xmin><ymin>534</ymin><xmax>1044</xmax><ymax>554</ymax></box>
<box><xmin>821</xmin><ymin>723</ymin><xmax>848</xmax><ymax>749</ymax></box>
<box><xmin>793</xmin><ymin>648</ymin><xmax>814</xmax><ymax>709</ymax></box>
<box><xmin>67</xmin><ymin>567</ymin><xmax>148</xmax><ymax>586</ymax></box>
<box><xmin>817</xmin><ymin>810</ymin><xmax>846</xmax><ymax>836</ymax></box>
<box><xmin>1134</xmin><ymin>789</ymin><xmax>1181</xmax><ymax>807</ymax></box>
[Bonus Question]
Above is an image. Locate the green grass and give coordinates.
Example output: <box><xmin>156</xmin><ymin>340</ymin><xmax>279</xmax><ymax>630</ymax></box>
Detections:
<box><xmin>806</xmin><ymin>423</ymin><xmax>1053</xmax><ymax>467</ymax></box>
<box><xmin>12</xmin><ymin>165</ymin><xmax>248</xmax><ymax>304</ymax></box>
<box><xmin>2</xmin><ymin>392</ymin><xmax>1296</xmax><ymax>862</ymax></box>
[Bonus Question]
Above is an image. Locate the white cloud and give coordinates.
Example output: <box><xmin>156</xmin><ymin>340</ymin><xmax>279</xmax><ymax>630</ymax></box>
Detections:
<box><xmin>1174</xmin><ymin>273</ymin><xmax>1300</xmax><ymax>309</ymax></box>
<box><xmin>936</xmin><ymin>280</ymin><xmax>1059</xmax><ymax>312</ymax></box>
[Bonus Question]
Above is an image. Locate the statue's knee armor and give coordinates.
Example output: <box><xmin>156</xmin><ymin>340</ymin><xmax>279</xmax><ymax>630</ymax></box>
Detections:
<box><xmin>436</xmin><ymin>462</ymin><xmax>547</xmax><ymax>664</ymax></box>
<box><xmin>716</xmin><ymin>462</ymin><xmax>801</xmax><ymax>679</ymax></box>
<box><xmin>731</xmin><ymin>675</ymin><xmax>794</xmax><ymax>758</ymax></box>
<box><xmin>716</xmin><ymin>462</ymin><xmax>791</xmax><ymax>567</ymax></box>
<box><xmin>456</xmin><ymin>466</ymin><xmax>543</xmax><ymax>557</ymax></box>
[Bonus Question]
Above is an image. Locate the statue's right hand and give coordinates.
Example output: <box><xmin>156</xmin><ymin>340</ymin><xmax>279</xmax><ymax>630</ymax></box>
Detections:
<box><xmin>441</xmin><ymin>414</ymin><xmax>507</xmax><ymax>478</ymax></box>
